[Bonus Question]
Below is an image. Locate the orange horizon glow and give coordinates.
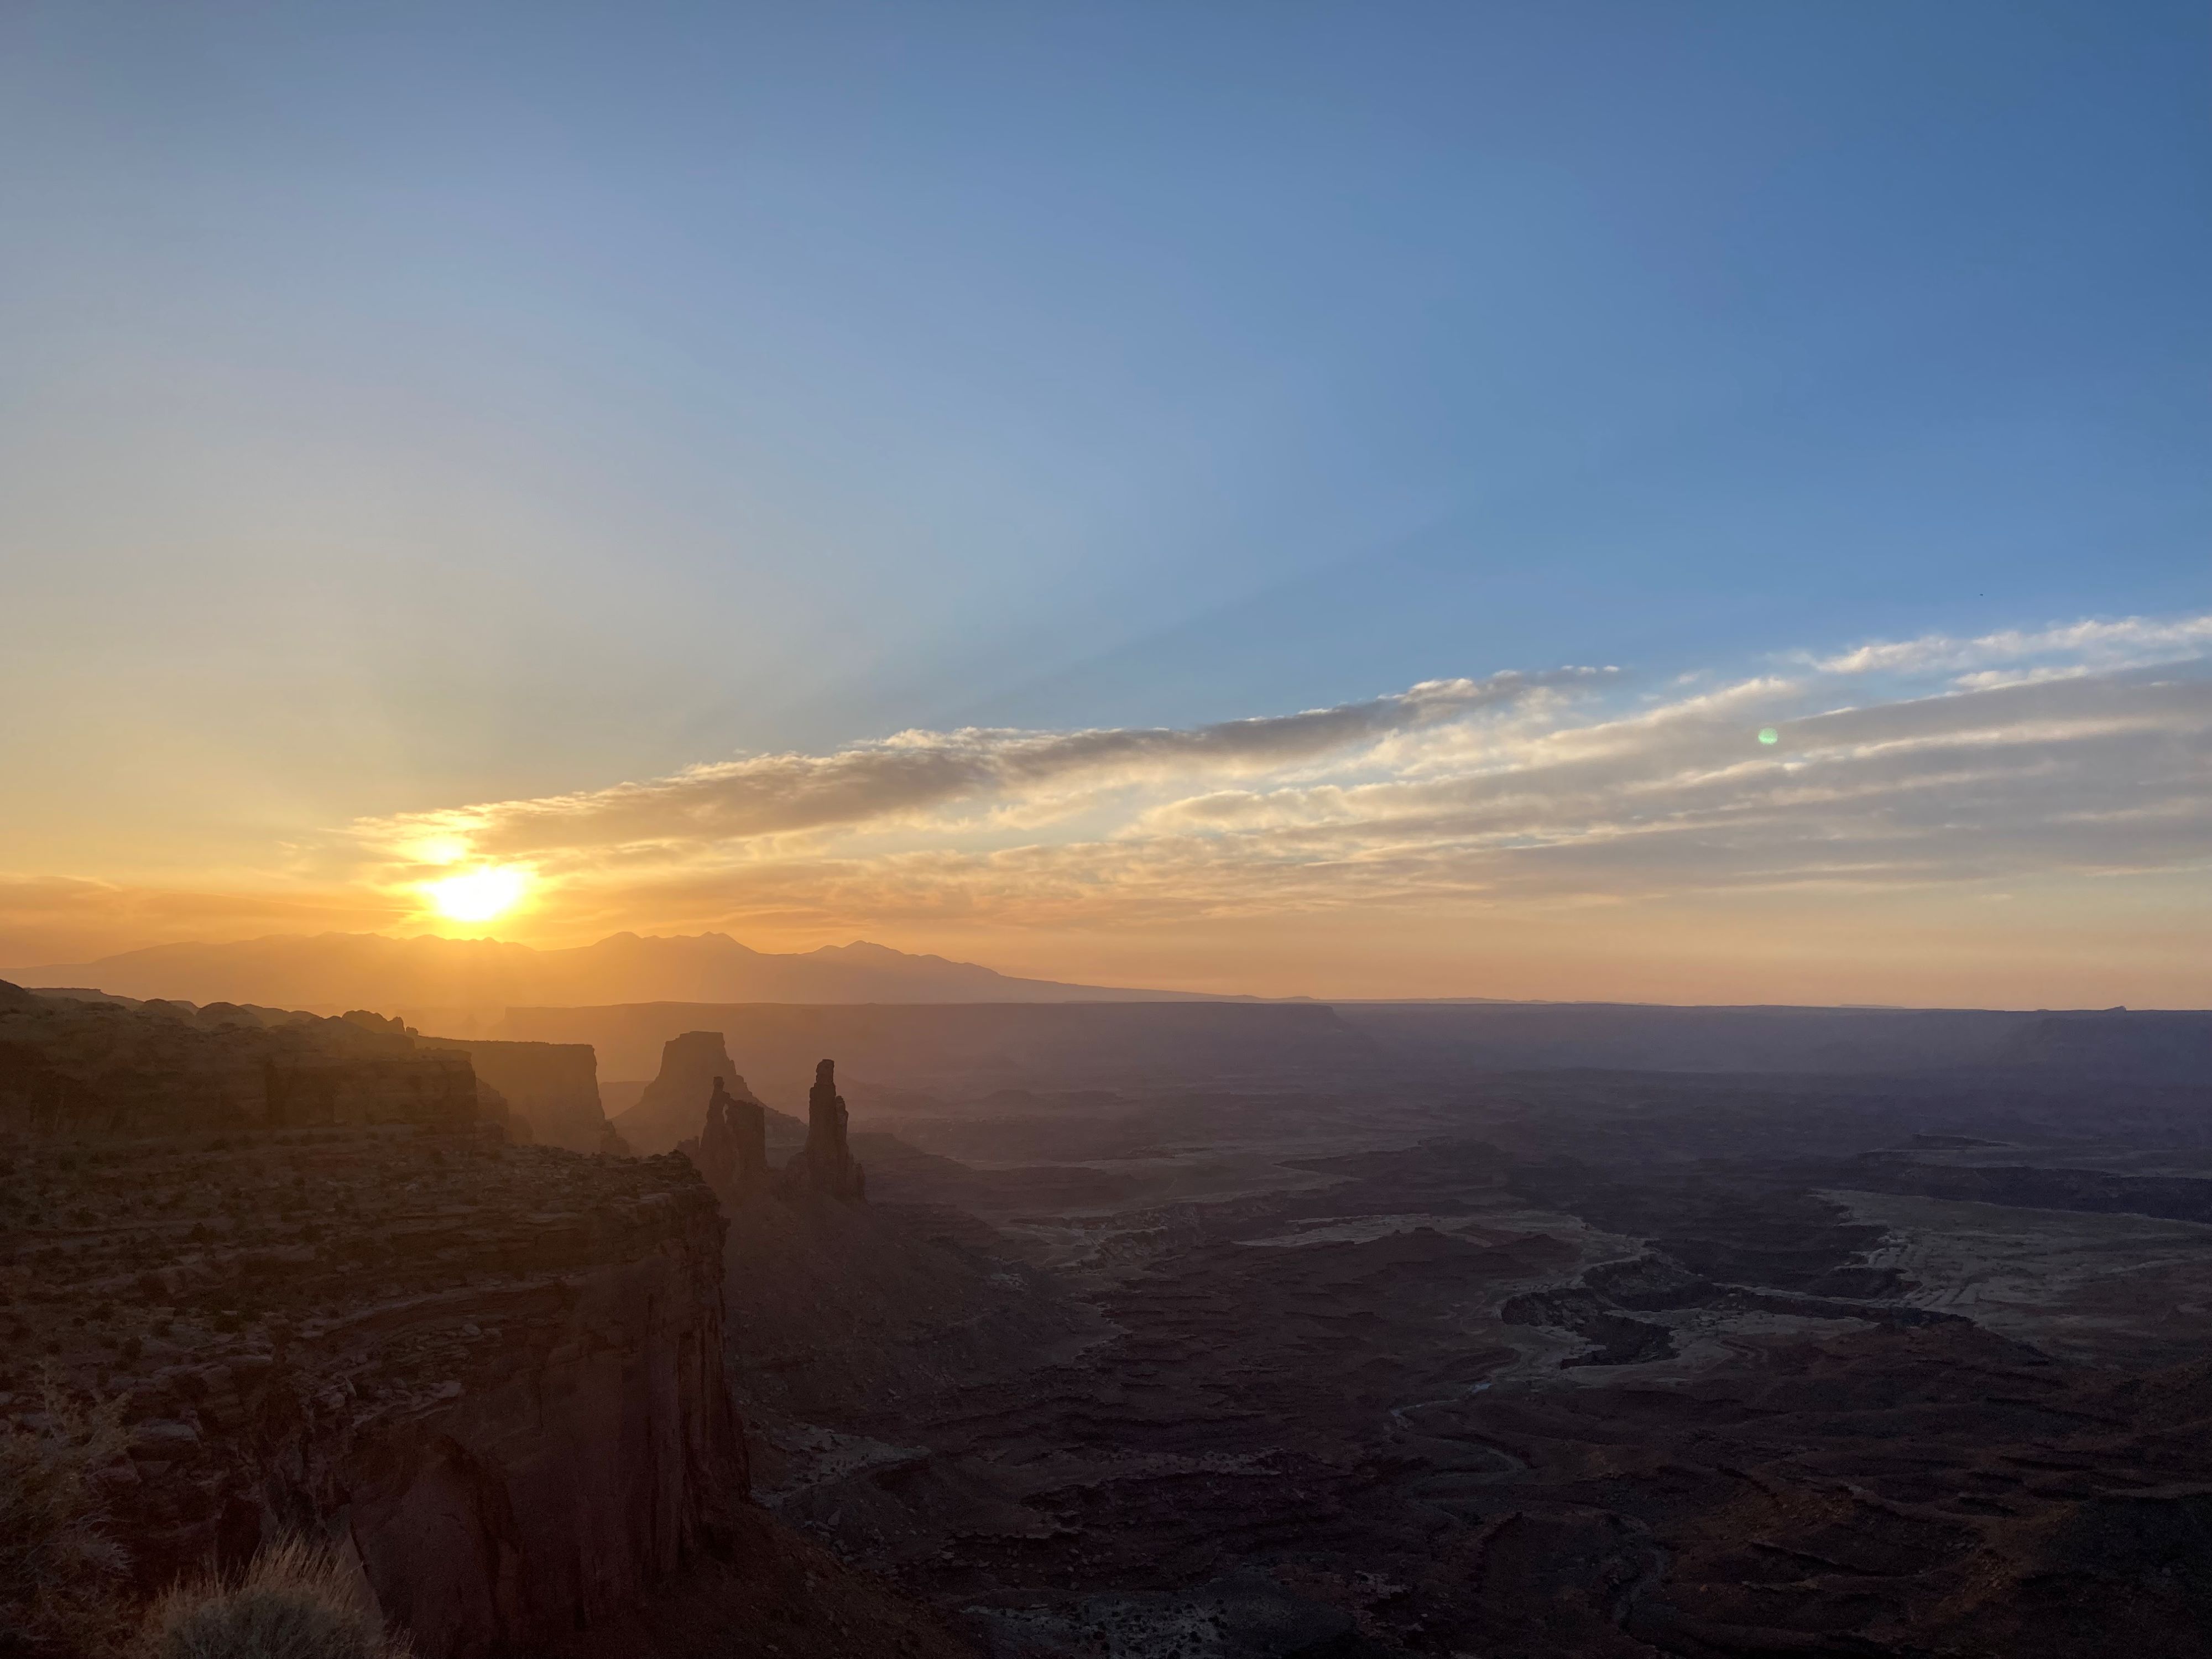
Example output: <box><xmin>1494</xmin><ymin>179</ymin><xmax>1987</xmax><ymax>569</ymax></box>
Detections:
<box><xmin>4</xmin><ymin>615</ymin><xmax>2209</xmax><ymax>1009</ymax></box>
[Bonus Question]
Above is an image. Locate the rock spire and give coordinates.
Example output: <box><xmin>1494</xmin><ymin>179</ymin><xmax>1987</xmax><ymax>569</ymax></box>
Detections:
<box><xmin>698</xmin><ymin>1077</ymin><xmax>738</xmax><ymax>1196</ymax></box>
<box><xmin>696</xmin><ymin>1073</ymin><xmax>769</xmax><ymax>1202</ymax></box>
<box><xmin>782</xmin><ymin>1057</ymin><xmax>865</xmax><ymax>1201</ymax></box>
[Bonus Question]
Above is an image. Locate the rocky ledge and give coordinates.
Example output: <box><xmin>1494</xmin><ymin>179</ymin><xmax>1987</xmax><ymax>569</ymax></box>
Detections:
<box><xmin>1</xmin><ymin>990</ymin><xmax>744</xmax><ymax>1657</ymax></box>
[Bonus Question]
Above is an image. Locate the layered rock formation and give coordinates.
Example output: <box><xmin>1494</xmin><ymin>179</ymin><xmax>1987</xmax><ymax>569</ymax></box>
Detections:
<box><xmin>0</xmin><ymin>982</ymin><xmax>748</xmax><ymax>1658</ymax></box>
<box><xmin>779</xmin><ymin>1060</ymin><xmax>864</xmax><ymax>1203</ymax></box>
<box><xmin>728</xmin><ymin>1082</ymin><xmax>770</xmax><ymax>1194</ymax></box>
<box><xmin>1</xmin><ymin>985</ymin><xmax>486</xmax><ymax>1137</ymax></box>
<box><xmin>420</xmin><ymin>1036</ymin><xmax>612</xmax><ymax>1152</ymax></box>
<box><xmin>691</xmin><ymin>1074</ymin><xmax>770</xmax><ymax>1205</ymax></box>
<box><xmin>503</xmin><ymin>1000</ymin><xmax>1373</xmax><ymax>1105</ymax></box>
<box><xmin>611</xmin><ymin>1031</ymin><xmax>771</xmax><ymax>1158</ymax></box>
<box><xmin>697</xmin><ymin>1077</ymin><xmax>737</xmax><ymax>1196</ymax></box>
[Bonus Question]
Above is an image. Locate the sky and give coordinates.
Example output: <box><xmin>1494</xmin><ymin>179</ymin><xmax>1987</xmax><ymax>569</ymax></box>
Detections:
<box><xmin>2</xmin><ymin>2</ymin><xmax>2207</xmax><ymax>1004</ymax></box>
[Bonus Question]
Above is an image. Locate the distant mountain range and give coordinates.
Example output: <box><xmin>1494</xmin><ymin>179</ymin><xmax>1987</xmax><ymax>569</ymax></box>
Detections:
<box><xmin>17</xmin><ymin>931</ymin><xmax>1231</xmax><ymax>1015</ymax></box>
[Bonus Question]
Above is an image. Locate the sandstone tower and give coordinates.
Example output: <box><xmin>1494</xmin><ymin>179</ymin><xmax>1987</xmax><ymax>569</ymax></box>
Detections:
<box><xmin>782</xmin><ymin>1057</ymin><xmax>864</xmax><ymax>1201</ymax></box>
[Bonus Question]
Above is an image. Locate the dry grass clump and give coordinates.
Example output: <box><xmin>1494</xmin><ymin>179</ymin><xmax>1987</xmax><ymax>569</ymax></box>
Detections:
<box><xmin>0</xmin><ymin>1375</ymin><xmax>131</xmax><ymax>1656</ymax></box>
<box><xmin>138</xmin><ymin>1537</ymin><xmax>413</xmax><ymax>1659</ymax></box>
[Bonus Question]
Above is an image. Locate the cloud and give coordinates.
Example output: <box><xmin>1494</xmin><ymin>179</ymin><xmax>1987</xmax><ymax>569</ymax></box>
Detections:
<box><xmin>1811</xmin><ymin>613</ymin><xmax>2212</xmax><ymax>680</ymax></box>
<box><xmin>331</xmin><ymin>608</ymin><xmax>2212</xmax><ymax>931</ymax></box>
<box><xmin>359</xmin><ymin>669</ymin><xmax>1606</xmax><ymax>864</ymax></box>
<box><xmin>8</xmin><ymin>607</ymin><xmax>2206</xmax><ymax>1007</ymax></box>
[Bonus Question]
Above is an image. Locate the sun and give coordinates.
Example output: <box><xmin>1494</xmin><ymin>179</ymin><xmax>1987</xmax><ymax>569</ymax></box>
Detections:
<box><xmin>425</xmin><ymin>866</ymin><xmax>530</xmax><ymax>924</ymax></box>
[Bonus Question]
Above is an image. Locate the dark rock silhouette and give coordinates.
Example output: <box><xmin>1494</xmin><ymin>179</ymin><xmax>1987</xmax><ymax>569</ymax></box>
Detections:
<box><xmin>614</xmin><ymin>1030</ymin><xmax>761</xmax><ymax>1155</ymax></box>
<box><xmin>418</xmin><ymin>1035</ymin><xmax>612</xmax><ymax>1151</ymax></box>
<box><xmin>0</xmin><ymin>983</ymin><xmax>488</xmax><ymax>1137</ymax></box>
<box><xmin>698</xmin><ymin>1076</ymin><xmax>739</xmax><ymax>1196</ymax></box>
<box><xmin>0</xmin><ymin>987</ymin><xmax>745</xmax><ymax>1656</ymax></box>
<box><xmin>780</xmin><ymin>1058</ymin><xmax>864</xmax><ymax>1201</ymax></box>
<box><xmin>689</xmin><ymin>1076</ymin><xmax>774</xmax><ymax>1204</ymax></box>
<box><xmin>728</xmin><ymin>1077</ymin><xmax>770</xmax><ymax>1193</ymax></box>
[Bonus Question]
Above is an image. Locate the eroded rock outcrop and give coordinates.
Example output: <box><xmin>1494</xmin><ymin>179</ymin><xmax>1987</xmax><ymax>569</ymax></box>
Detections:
<box><xmin>421</xmin><ymin>1036</ymin><xmax>612</xmax><ymax>1152</ymax></box>
<box><xmin>0</xmin><ymin>985</ymin><xmax>486</xmax><ymax>1138</ymax></box>
<box><xmin>697</xmin><ymin>1077</ymin><xmax>739</xmax><ymax>1197</ymax></box>
<box><xmin>1</xmin><ymin>1133</ymin><xmax>744</xmax><ymax>1656</ymax></box>
<box><xmin>613</xmin><ymin>1032</ymin><xmax>770</xmax><ymax>1159</ymax></box>
<box><xmin>729</xmin><ymin>1083</ymin><xmax>770</xmax><ymax>1195</ymax></box>
<box><xmin>687</xmin><ymin>1078</ymin><xmax>775</xmax><ymax>1208</ymax></box>
<box><xmin>0</xmin><ymin>984</ymin><xmax>748</xmax><ymax>1658</ymax></box>
<box><xmin>779</xmin><ymin>1060</ymin><xmax>864</xmax><ymax>1203</ymax></box>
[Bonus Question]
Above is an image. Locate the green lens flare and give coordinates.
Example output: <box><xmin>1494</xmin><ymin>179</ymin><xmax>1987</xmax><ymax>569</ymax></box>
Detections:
<box><xmin>1757</xmin><ymin>727</ymin><xmax>1779</xmax><ymax>745</ymax></box>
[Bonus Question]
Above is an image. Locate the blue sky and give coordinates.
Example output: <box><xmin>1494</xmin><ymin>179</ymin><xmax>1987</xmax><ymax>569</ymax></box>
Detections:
<box><xmin>3</xmin><ymin>3</ymin><xmax>2208</xmax><ymax>999</ymax></box>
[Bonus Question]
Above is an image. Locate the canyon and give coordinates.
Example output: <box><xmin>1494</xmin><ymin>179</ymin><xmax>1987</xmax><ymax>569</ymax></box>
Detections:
<box><xmin>698</xmin><ymin>1014</ymin><xmax>2212</xmax><ymax>1657</ymax></box>
<box><xmin>12</xmin><ymin>977</ymin><xmax>2212</xmax><ymax>1656</ymax></box>
<box><xmin>0</xmin><ymin>982</ymin><xmax>957</xmax><ymax>1658</ymax></box>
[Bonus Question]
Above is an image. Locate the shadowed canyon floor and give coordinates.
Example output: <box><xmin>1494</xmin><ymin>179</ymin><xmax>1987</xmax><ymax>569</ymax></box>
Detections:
<box><xmin>14</xmin><ymin>979</ymin><xmax>2212</xmax><ymax>1657</ymax></box>
<box><xmin>724</xmin><ymin>1071</ymin><xmax>2212</xmax><ymax>1658</ymax></box>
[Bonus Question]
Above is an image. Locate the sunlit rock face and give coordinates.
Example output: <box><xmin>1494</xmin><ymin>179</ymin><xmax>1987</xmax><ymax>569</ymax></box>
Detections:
<box><xmin>779</xmin><ymin>1060</ymin><xmax>864</xmax><ymax>1203</ymax></box>
<box><xmin>0</xmin><ymin>982</ymin><xmax>747</xmax><ymax>1658</ymax></box>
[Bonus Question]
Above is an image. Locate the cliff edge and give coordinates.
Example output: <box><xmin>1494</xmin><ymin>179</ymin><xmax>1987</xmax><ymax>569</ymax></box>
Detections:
<box><xmin>0</xmin><ymin>982</ymin><xmax>746</xmax><ymax>1657</ymax></box>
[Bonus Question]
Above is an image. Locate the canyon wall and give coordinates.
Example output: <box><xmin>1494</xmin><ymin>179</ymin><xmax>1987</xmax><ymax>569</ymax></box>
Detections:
<box><xmin>420</xmin><ymin>1035</ymin><xmax>612</xmax><ymax>1152</ymax></box>
<box><xmin>327</xmin><ymin>1162</ymin><xmax>744</xmax><ymax>1656</ymax></box>
<box><xmin>0</xmin><ymin>984</ymin><xmax>482</xmax><ymax>1136</ymax></box>
<box><xmin>502</xmin><ymin>1000</ymin><xmax>1382</xmax><ymax>1106</ymax></box>
<box><xmin>0</xmin><ymin>981</ymin><xmax>747</xmax><ymax>1657</ymax></box>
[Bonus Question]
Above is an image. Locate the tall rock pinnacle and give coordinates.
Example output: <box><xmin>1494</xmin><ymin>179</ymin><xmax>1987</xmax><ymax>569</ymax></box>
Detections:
<box><xmin>697</xmin><ymin>1078</ymin><xmax>738</xmax><ymax>1198</ymax></box>
<box><xmin>722</xmin><ymin>1074</ymin><xmax>770</xmax><ymax>1194</ymax></box>
<box><xmin>783</xmin><ymin>1057</ymin><xmax>865</xmax><ymax>1202</ymax></box>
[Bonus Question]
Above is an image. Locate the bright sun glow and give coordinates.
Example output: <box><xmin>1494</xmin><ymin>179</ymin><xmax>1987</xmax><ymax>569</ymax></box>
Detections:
<box><xmin>425</xmin><ymin>866</ymin><xmax>530</xmax><ymax>924</ymax></box>
<box><xmin>411</xmin><ymin>835</ymin><xmax>471</xmax><ymax>866</ymax></box>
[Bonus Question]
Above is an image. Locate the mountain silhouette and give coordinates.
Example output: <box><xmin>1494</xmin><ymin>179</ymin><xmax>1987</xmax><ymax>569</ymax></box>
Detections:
<box><xmin>18</xmin><ymin>931</ymin><xmax>1232</xmax><ymax>1015</ymax></box>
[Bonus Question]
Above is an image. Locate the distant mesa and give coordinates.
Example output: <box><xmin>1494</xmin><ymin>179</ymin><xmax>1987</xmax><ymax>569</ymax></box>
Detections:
<box><xmin>618</xmin><ymin>1031</ymin><xmax>757</xmax><ymax>1157</ymax></box>
<box><xmin>614</xmin><ymin>1030</ymin><xmax>809</xmax><ymax>1161</ymax></box>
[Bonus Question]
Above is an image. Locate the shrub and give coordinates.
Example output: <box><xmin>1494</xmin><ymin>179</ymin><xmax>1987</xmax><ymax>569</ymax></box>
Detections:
<box><xmin>0</xmin><ymin>1375</ymin><xmax>131</xmax><ymax>1656</ymax></box>
<box><xmin>138</xmin><ymin>1536</ymin><xmax>413</xmax><ymax>1659</ymax></box>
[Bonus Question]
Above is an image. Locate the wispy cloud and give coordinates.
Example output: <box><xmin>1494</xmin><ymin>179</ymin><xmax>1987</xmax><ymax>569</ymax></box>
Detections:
<box><xmin>361</xmin><ymin>669</ymin><xmax>1608</xmax><ymax>864</ymax></box>
<box><xmin>346</xmin><ymin>610</ymin><xmax>2212</xmax><ymax>928</ymax></box>
<box><xmin>6</xmin><ymin>610</ymin><xmax>2208</xmax><ymax>992</ymax></box>
<box><xmin>1811</xmin><ymin>613</ymin><xmax>2212</xmax><ymax>680</ymax></box>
